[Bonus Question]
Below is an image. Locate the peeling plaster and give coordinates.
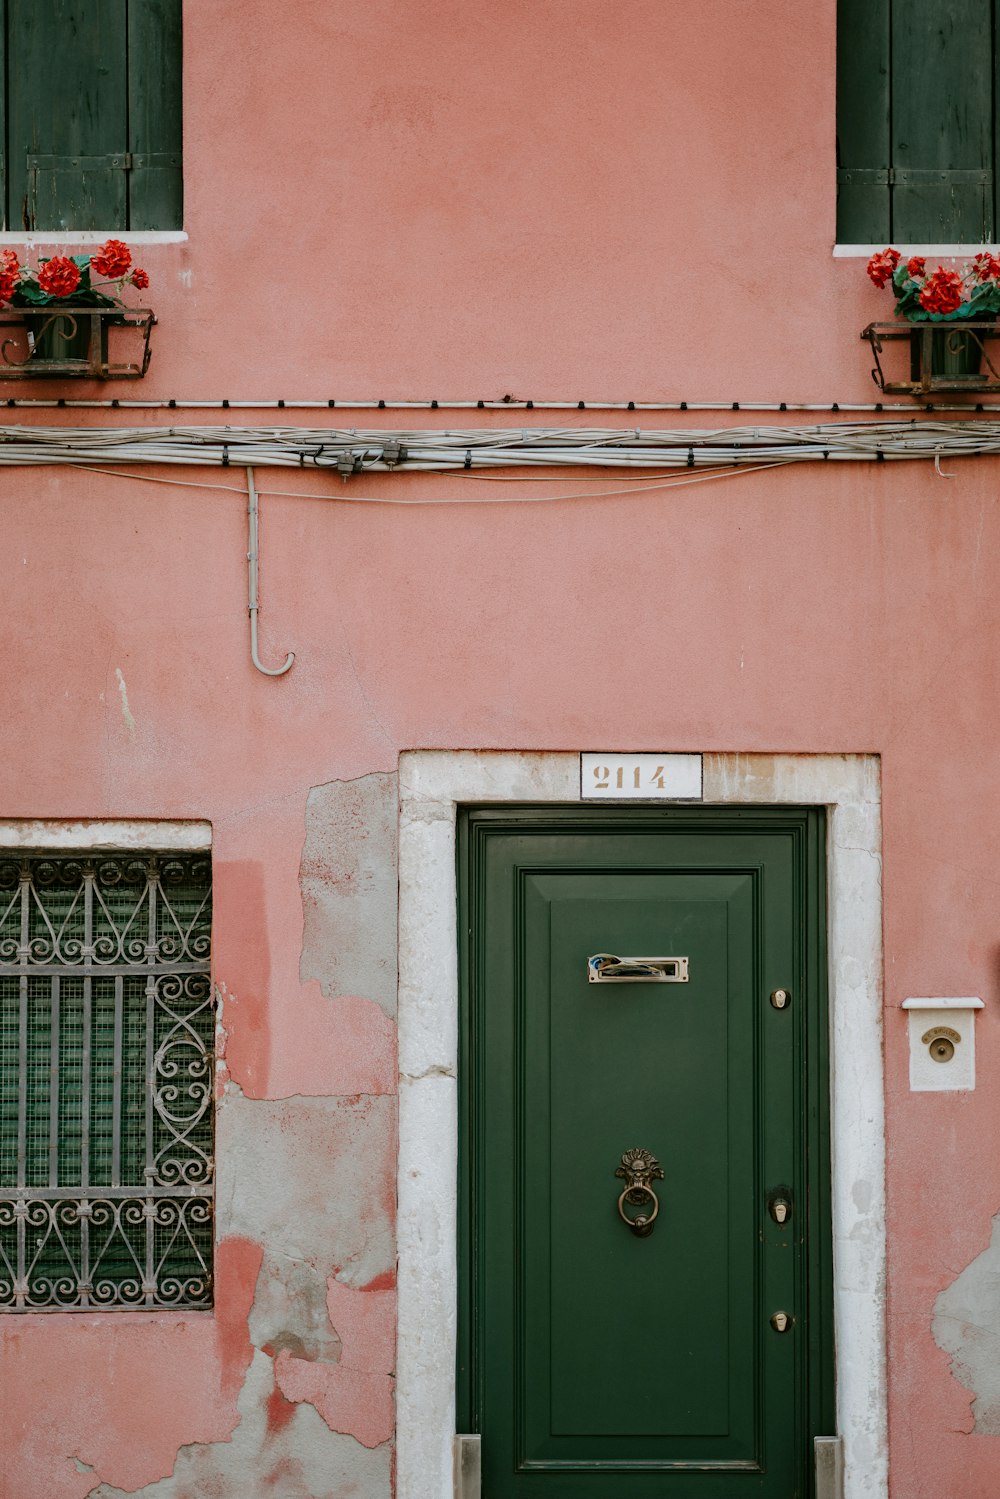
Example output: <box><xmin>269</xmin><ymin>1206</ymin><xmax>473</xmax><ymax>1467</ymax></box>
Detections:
<box><xmin>0</xmin><ymin>1236</ymin><xmax>260</xmax><ymax>1498</ymax></box>
<box><xmin>251</xmin><ymin>1253</ymin><xmax>344</xmax><ymax>1366</ymax></box>
<box><xmin>115</xmin><ymin>771</ymin><xmax>407</xmax><ymax>1499</ymax></box>
<box><xmin>216</xmin><ymin>1086</ymin><xmax>396</xmax><ymax>1288</ymax></box>
<box><xmin>89</xmin><ymin>1351</ymin><xmax>392</xmax><ymax>1499</ymax></box>
<box><xmin>299</xmin><ymin>774</ymin><xmax>399</xmax><ymax>1017</ymax></box>
<box><xmin>263</xmin><ymin>982</ymin><xmax>397</xmax><ymax>1100</ymax></box>
<box><xmin>81</xmin><ymin>1086</ymin><xmax>398</xmax><ymax>1499</ymax></box>
<box><xmin>933</xmin><ymin>1208</ymin><xmax>1000</xmax><ymax>1435</ymax></box>
<box><xmin>274</xmin><ymin>1278</ymin><xmax>395</xmax><ymax>1450</ymax></box>
<box><xmin>275</xmin><ymin>1358</ymin><xmax>394</xmax><ymax>1451</ymax></box>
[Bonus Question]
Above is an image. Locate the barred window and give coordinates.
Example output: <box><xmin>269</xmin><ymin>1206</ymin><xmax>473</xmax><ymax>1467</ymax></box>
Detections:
<box><xmin>0</xmin><ymin>850</ymin><xmax>213</xmax><ymax>1311</ymax></box>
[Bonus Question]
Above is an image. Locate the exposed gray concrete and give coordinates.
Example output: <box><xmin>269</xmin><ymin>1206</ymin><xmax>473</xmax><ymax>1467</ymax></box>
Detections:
<box><xmin>249</xmin><ymin>1252</ymin><xmax>344</xmax><ymax>1365</ymax></box>
<box><xmin>216</xmin><ymin>1087</ymin><xmax>395</xmax><ymax>1289</ymax></box>
<box><xmin>933</xmin><ymin>1208</ymin><xmax>1000</xmax><ymax>1434</ymax></box>
<box><xmin>299</xmin><ymin>774</ymin><xmax>399</xmax><ymax>1018</ymax></box>
<box><xmin>89</xmin><ymin>1350</ymin><xmax>392</xmax><ymax>1499</ymax></box>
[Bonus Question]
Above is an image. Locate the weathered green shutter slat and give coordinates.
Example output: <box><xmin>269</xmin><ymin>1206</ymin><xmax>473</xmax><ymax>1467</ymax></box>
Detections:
<box><xmin>126</xmin><ymin>0</ymin><xmax>182</xmax><ymax>230</ymax></box>
<box><xmin>7</xmin><ymin>1</ymin><xmax>128</xmax><ymax>232</ymax></box>
<box><xmin>994</xmin><ymin>0</ymin><xmax>1000</xmax><ymax>239</ymax></box>
<box><xmin>837</xmin><ymin>0</ymin><xmax>890</xmax><ymax>241</ymax></box>
<box><xmin>0</xmin><ymin>9</ymin><xmax>7</xmax><ymax>231</ymax></box>
<box><xmin>892</xmin><ymin>0</ymin><xmax>993</xmax><ymax>241</ymax></box>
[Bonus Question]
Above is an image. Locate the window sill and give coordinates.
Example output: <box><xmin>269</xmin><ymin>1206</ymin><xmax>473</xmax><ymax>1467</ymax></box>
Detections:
<box><xmin>835</xmin><ymin>243</ymin><xmax>1000</xmax><ymax>257</ymax></box>
<box><xmin>0</xmin><ymin>230</ymin><xmax>186</xmax><ymax>246</ymax></box>
<box><xmin>3</xmin><ymin>1307</ymin><xmax>217</xmax><ymax>1324</ymax></box>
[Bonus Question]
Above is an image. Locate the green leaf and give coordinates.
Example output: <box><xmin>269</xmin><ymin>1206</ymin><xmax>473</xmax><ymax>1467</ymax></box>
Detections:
<box><xmin>10</xmin><ymin>283</ymin><xmax>118</xmax><ymax>309</ymax></box>
<box><xmin>12</xmin><ymin>282</ymin><xmax>54</xmax><ymax>305</ymax></box>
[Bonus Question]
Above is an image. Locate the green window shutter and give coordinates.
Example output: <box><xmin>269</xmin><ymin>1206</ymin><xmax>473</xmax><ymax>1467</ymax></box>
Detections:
<box><xmin>0</xmin><ymin>20</ymin><xmax>6</xmax><ymax>232</ymax></box>
<box><xmin>127</xmin><ymin>0</ymin><xmax>182</xmax><ymax>231</ymax></box>
<box><xmin>837</xmin><ymin>0</ymin><xmax>891</xmax><ymax>242</ymax></box>
<box><xmin>838</xmin><ymin>0</ymin><xmax>996</xmax><ymax>242</ymax></box>
<box><xmin>7</xmin><ymin>1</ymin><xmax>129</xmax><ymax>232</ymax></box>
<box><xmin>2</xmin><ymin>0</ymin><xmax>181</xmax><ymax>232</ymax></box>
<box><xmin>891</xmin><ymin>0</ymin><xmax>993</xmax><ymax>242</ymax></box>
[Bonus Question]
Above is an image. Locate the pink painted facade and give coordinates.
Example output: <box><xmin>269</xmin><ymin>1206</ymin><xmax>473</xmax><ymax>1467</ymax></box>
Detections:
<box><xmin>1</xmin><ymin>4</ymin><xmax>998</xmax><ymax>1498</ymax></box>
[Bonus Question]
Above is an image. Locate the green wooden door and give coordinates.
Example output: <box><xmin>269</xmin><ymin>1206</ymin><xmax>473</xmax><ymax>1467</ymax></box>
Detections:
<box><xmin>459</xmin><ymin>808</ymin><xmax>832</xmax><ymax>1499</ymax></box>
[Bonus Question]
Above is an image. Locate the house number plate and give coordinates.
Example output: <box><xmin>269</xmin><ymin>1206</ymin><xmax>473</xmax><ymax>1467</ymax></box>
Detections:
<box><xmin>580</xmin><ymin>753</ymin><xmax>703</xmax><ymax>801</ymax></box>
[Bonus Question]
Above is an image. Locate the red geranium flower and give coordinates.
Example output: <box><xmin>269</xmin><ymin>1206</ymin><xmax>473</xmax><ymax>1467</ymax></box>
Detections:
<box><xmin>972</xmin><ymin>251</ymin><xmax>1000</xmax><ymax>282</ymax></box>
<box><xmin>918</xmin><ymin>268</ymin><xmax>963</xmax><ymax>315</ymax></box>
<box><xmin>906</xmin><ymin>256</ymin><xmax>926</xmax><ymax>279</ymax></box>
<box><xmin>867</xmin><ymin>247</ymin><xmax>901</xmax><ymax>289</ymax></box>
<box><xmin>91</xmin><ymin>238</ymin><xmax>131</xmax><ymax>279</ymax></box>
<box><xmin>0</xmin><ymin>249</ymin><xmax>20</xmax><ymax>305</ymax></box>
<box><xmin>37</xmin><ymin>256</ymin><xmax>81</xmax><ymax>298</ymax></box>
<box><xmin>131</xmin><ymin>267</ymin><xmax>149</xmax><ymax>290</ymax></box>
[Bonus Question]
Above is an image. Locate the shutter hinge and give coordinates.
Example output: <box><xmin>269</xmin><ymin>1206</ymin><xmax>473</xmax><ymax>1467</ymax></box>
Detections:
<box><xmin>26</xmin><ymin>152</ymin><xmax>181</xmax><ymax>172</ymax></box>
<box><xmin>838</xmin><ymin>166</ymin><xmax>992</xmax><ymax>186</ymax></box>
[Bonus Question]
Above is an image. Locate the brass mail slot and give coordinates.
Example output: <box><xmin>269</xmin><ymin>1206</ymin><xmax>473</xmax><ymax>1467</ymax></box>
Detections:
<box><xmin>588</xmin><ymin>953</ymin><xmax>690</xmax><ymax>983</ymax></box>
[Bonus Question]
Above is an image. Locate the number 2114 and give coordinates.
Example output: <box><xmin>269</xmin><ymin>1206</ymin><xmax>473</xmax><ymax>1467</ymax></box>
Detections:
<box><xmin>592</xmin><ymin>764</ymin><xmax>666</xmax><ymax>790</ymax></box>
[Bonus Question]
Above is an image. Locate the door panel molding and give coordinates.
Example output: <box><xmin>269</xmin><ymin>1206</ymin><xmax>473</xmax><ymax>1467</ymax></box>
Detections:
<box><xmin>397</xmin><ymin>752</ymin><xmax>886</xmax><ymax>1499</ymax></box>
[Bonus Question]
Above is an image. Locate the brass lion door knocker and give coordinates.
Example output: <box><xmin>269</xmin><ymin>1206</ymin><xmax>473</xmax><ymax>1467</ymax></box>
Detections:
<box><xmin>615</xmin><ymin>1148</ymin><xmax>664</xmax><ymax>1237</ymax></box>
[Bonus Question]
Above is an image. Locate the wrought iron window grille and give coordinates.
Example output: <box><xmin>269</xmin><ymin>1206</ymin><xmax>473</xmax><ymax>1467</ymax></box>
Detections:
<box><xmin>0</xmin><ymin>306</ymin><xmax>153</xmax><ymax>380</ymax></box>
<box><xmin>862</xmin><ymin>320</ymin><xmax>1000</xmax><ymax>395</ymax></box>
<box><xmin>0</xmin><ymin>850</ymin><xmax>213</xmax><ymax>1311</ymax></box>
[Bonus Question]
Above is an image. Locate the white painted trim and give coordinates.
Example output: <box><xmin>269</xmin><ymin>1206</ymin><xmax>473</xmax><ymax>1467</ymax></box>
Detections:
<box><xmin>835</xmin><ymin>243</ymin><xmax>997</xmax><ymax>258</ymax></box>
<box><xmin>0</xmin><ymin>231</ymin><xmax>187</xmax><ymax>246</ymax></box>
<box><xmin>902</xmin><ymin>996</ymin><xmax>983</xmax><ymax>1010</ymax></box>
<box><xmin>0</xmin><ymin>819</ymin><xmax>211</xmax><ymax>849</ymax></box>
<box><xmin>396</xmin><ymin>751</ymin><xmax>886</xmax><ymax>1499</ymax></box>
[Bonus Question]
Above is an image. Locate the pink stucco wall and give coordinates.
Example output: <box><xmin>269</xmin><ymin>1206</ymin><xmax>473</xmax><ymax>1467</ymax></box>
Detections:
<box><xmin>2</xmin><ymin>4</ymin><xmax>999</xmax><ymax>1497</ymax></box>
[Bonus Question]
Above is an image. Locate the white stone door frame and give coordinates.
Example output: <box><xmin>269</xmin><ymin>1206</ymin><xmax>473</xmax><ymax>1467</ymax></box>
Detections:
<box><xmin>396</xmin><ymin>751</ymin><xmax>887</xmax><ymax>1499</ymax></box>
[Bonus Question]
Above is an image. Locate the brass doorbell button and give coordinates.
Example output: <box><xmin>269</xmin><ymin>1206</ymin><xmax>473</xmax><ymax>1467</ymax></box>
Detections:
<box><xmin>921</xmin><ymin>1025</ymin><xmax>960</xmax><ymax>1063</ymax></box>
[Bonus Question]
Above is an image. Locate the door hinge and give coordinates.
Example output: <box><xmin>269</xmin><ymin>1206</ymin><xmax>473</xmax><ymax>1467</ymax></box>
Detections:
<box><xmin>454</xmin><ymin>1434</ymin><xmax>481</xmax><ymax>1499</ymax></box>
<box><xmin>815</xmin><ymin>1436</ymin><xmax>844</xmax><ymax>1499</ymax></box>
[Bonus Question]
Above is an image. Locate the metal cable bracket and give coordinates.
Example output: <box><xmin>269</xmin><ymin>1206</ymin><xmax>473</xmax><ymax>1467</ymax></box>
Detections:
<box><xmin>246</xmin><ymin>465</ymin><xmax>295</xmax><ymax>677</ymax></box>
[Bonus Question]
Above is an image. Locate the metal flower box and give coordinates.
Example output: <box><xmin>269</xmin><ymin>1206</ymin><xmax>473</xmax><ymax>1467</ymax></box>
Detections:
<box><xmin>0</xmin><ymin>305</ymin><xmax>153</xmax><ymax>379</ymax></box>
<box><xmin>862</xmin><ymin>320</ymin><xmax>1000</xmax><ymax>396</ymax></box>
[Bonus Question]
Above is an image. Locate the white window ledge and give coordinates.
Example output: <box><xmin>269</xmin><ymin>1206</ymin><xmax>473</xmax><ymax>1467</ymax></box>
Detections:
<box><xmin>835</xmin><ymin>243</ymin><xmax>999</xmax><ymax>258</ymax></box>
<box><xmin>0</xmin><ymin>819</ymin><xmax>211</xmax><ymax>849</ymax></box>
<box><xmin>0</xmin><ymin>230</ymin><xmax>187</xmax><ymax>246</ymax></box>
